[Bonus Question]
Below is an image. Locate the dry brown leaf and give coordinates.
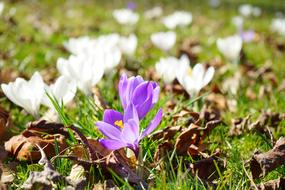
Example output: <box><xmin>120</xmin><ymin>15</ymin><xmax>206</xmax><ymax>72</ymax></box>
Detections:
<box><xmin>205</xmin><ymin>94</ymin><xmax>227</xmax><ymax>111</ymax></box>
<box><xmin>250</xmin><ymin>137</ymin><xmax>285</xmax><ymax>179</ymax></box>
<box><xmin>190</xmin><ymin>156</ymin><xmax>225</xmax><ymax>182</ymax></box>
<box><xmin>4</xmin><ymin>120</ymin><xmax>68</xmax><ymax>161</ymax></box>
<box><xmin>256</xmin><ymin>178</ymin><xmax>285</xmax><ymax>190</ymax></box>
<box><xmin>150</xmin><ymin>126</ymin><xmax>182</xmax><ymax>141</ymax></box>
<box><xmin>21</xmin><ymin>146</ymin><xmax>68</xmax><ymax>189</ymax></box>
<box><xmin>0</xmin><ymin>106</ymin><xmax>13</xmax><ymax>143</ymax></box>
<box><xmin>175</xmin><ymin>120</ymin><xmax>221</xmax><ymax>156</ymax></box>
<box><xmin>153</xmin><ymin>141</ymin><xmax>173</xmax><ymax>162</ymax></box>
<box><xmin>229</xmin><ymin>115</ymin><xmax>251</xmax><ymax>136</ymax></box>
<box><xmin>230</xmin><ymin>112</ymin><xmax>285</xmax><ymax>137</ymax></box>
<box><xmin>92</xmin><ymin>180</ymin><xmax>119</xmax><ymax>190</ymax></box>
<box><xmin>178</xmin><ymin>38</ymin><xmax>201</xmax><ymax>63</ymax></box>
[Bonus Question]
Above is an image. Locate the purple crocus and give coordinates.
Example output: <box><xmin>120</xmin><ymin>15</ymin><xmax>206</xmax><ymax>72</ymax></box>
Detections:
<box><xmin>118</xmin><ymin>73</ymin><xmax>160</xmax><ymax>120</ymax></box>
<box><xmin>241</xmin><ymin>30</ymin><xmax>255</xmax><ymax>42</ymax></box>
<box><xmin>96</xmin><ymin>103</ymin><xmax>163</xmax><ymax>156</ymax></box>
<box><xmin>127</xmin><ymin>2</ymin><xmax>136</xmax><ymax>10</ymax></box>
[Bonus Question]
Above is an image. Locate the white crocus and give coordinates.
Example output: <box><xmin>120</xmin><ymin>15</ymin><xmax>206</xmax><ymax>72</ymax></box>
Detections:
<box><xmin>238</xmin><ymin>4</ymin><xmax>252</xmax><ymax>17</ymax></box>
<box><xmin>57</xmin><ymin>54</ymin><xmax>104</xmax><ymax>95</ymax></box>
<box><xmin>155</xmin><ymin>56</ymin><xmax>185</xmax><ymax>84</ymax></box>
<box><xmin>1</xmin><ymin>72</ymin><xmax>45</xmax><ymax>117</ymax></box>
<box><xmin>113</xmin><ymin>9</ymin><xmax>139</xmax><ymax>25</ymax></box>
<box><xmin>162</xmin><ymin>11</ymin><xmax>192</xmax><ymax>29</ymax></box>
<box><xmin>63</xmin><ymin>36</ymin><xmax>96</xmax><ymax>55</ymax></box>
<box><xmin>238</xmin><ymin>4</ymin><xmax>261</xmax><ymax>17</ymax></box>
<box><xmin>118</xmin><ymin>34</ymin><xmax>137</xmax><ymax>56</ymax></box>
<box><xmin>0</xmin><ymin>2</ymin><xmax>4</xmax><ymax>15</ymax></box>
<box><xmin>216</xmin><ymin>35</ymin><xmax>242</xmax><ymax>63</ymax></box>
<box><xmin>176</xmin><ymin>56</ymin><xmax>215</xmax><ymax>97</ymax></box>
<box><xmin>271</xmin><ymin>18</ymin><xmax>285</xmax><ymax>36</ymax></box>
<box><xmin>144</xmin><ymin>6</ymin><xmax>163</xmax><ymax>19</ymax></box>
<box><xmin>232</xmin><ymin>16</ymin><xmax>244</xmax><ymax>33</ymax></box>
<box><xmin>42</xmin><ymin>76</ymin><xmax>77</xmax><ymax>109</ymax></box>
<box><xmin>151</xmin><ymin>31</ymin><xmax>176</xmax><ymax>52</ymax></box>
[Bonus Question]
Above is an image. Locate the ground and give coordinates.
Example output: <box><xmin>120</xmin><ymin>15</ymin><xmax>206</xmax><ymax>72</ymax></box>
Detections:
<box><xmin>0</xmin><ymin>0</ymin><xmax>285</xmax><ymax>189</ymax></box>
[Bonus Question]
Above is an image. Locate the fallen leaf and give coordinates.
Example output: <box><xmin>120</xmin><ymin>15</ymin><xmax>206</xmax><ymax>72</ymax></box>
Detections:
<box><xmin>21</xmin><ymin>146</ymin><xmax>69</xmax><ymax>189</ymax></box>
<box><xmin>0</xmin><ymin>106</ymin><xmax>13</xmax><ymax>143</ymax></box>
<box><xmin>65</xmin><ymin>164</ymin><xmax>86</xmax><ymax>190</ymax></box>
<box><xmin>190</xmin><ymin>155</ymin><xmax>225</xmax><ymax>182</ymax></box>
<box><xmin>178</xmin><ymin>38</ymin><xmax>201</xmax><ymax>63</ymax></box>
<box><xmin>256</xmin><ymin>178</ymin><xmax>285</xmax><ymax>190</ymax></box>
<box><xmin>250</xmin><ymin>137</ymin><xmax>285</xmax><ymax>179</ymax></box>
<box><xmin>92</xmin><ymin>180</ymin><xmax>119</xmax><ymax>190</ymax></box>
<box><xmin>153</xmin><ymin>141</ymin><xmax>174</xmax><ymax>162</ymax></box>
<box><xmin>229</xmin><ymin>115</ymin><xmax>251</xmax><ymax>136</ymax></box>
<box><xmin>150</xmin><ymin>126</ymin><xmax>182</xmax><ymax>141</ymax></box>
<box><xmin>5</xmin><ymin>120</ymin><xmax>68</xmax><ymax>161</ymax></box>
<box><xmin>175</xmin><ymin>120</ymin><xmax>221</xmax><ymax>156</ymax></box>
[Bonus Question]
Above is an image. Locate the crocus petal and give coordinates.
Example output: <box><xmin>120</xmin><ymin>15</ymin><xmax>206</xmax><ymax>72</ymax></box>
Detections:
<box><xmin>103</xmin><ymin>109</ymin><xmax>124</xmax><ymax>126</ymax></box>
<box><xmin>96</xmin><ymin>121</ymin><xmax>122</xmax><ymax>140</ymax></box>
<box><xmin>121</xmin><ymin>119</ymin><xmax>139</xmax><ymax>143</ymax></box>
<box><xmin>152</xmin><ymin>83</ymin><xmax>160</xmax><ymax>104</ymax></box>
<box><xmin>203</xmin><ymin>67</ymin><xmax>215</xmax><ymax>86</ymax></box>
<box><xmin>118</xmin><ymin>73</ymin><xmax>129</xmax><ymax>109</ymax></box>
<box><xmin>140</xmin><ymin>108</ymin><xmax>163</xmax><ymax>139</ymax></box>
<box><xmin>123</xmin><ymin>103</ymin><xmax>139</xmax><ymax>126</ymax></box>
<box><xmin>99</xmin><ymin>139</ymin><xmax>126</xmax><ymax>150</ymax></box>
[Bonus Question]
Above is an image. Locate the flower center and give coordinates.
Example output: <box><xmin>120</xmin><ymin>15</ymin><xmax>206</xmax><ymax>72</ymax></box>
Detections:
<box><xmin>114</xmin><ymin>120</ymin><xmax>124</xmax><ymax>129</ymax></box>
<box><xmin>188</xmin><ymin>68</ymin><xmax>192</xmax><ymax>76</ymax></box>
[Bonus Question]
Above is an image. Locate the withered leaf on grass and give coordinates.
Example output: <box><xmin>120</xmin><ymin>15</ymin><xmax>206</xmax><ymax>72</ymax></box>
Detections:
<box><xmin>5</xmin><ymin>120</ymin><xmax>68</xmax><ymax>161</ymax></box>
<box><xmin>0</xmin><ymin>106</ymin><xmax>13</xmax><ymax>143</ymax></box>
<box><xmin>256</xmin><ymin>178</ymin><xmax>285</xmax><ymax>190</ymax></box>
<box><xmin>250</xmin><ymin>137</ymin><xmax>285</xmax><ymax>179</ymax></box>
<box><xmin>189</xmin><ymin>155</ymin><xmax>225</xmax><ymax>182</ymax></box>
<box><xmin>22</xmin><ymin>146</ymin><xmax>69</xmax><ymax>190</ymax></box>
<box><xmin>178</xmin><ymin>38</ymin><xmax>201</xmax><ymax>63</ymax></box>
<box><xmin>175</xmin><ymin>120</ymin><xmax>221</xmax><ymax>156</ymax></box>
<box><xmin>230</xmin><ymin>112</ymin><xmax>285</xmax><ymax>137</ymax></box>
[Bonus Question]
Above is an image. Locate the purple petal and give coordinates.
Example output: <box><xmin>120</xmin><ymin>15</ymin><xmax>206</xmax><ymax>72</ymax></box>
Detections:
<box><xmin>124</xmin><ymin>103</ymin><xmax>139</xmax><ymax>125</ymax></box>
<box><xmin>141</xmin><ymin>108</ymin><xmax>163</xmax><ymax>139</ymax></box>
<box><xmin>152</xmin><ymin>83</ymin><xmax>160</xmax><ymax>104</ymax></box>
<box><xmin>103</xmin><ymin>109</ymin><xmax>123</xmax><ymax>126</ymax></box>
<box><xmin>99</xmin><ymin>138</ymin><xmax>126</xmax><ymax>150</ymax></box>
<box><xmin>118</xmin><ymin>74</ymin><xmax>128</xmax><ymax>109</ymax></box>
<box><xmin>96</xmin><ymin>121</ymin><xmax>122</xmax><ymax>140</ymax></box>
<box><xmin>121</xmin><ymin>119</ymin><xmax>140</xmax><ymax>143</ymax></box>
<box><xmin>136</xmin><ymin>94</ymin><xmax>154</xmax><ymax>119</ymax></box>
<box><xmin>132</xmin><ymin>82</ymin><xmax>152</xmax><ymax>106</ymax></box>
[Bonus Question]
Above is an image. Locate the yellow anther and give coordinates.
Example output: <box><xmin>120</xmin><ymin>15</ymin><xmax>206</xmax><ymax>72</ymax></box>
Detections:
<box><xmin>188</xmin><ymin>68</ymin><xmax>192</xmax><ymax>76</ymax></box>
<box><xmin>114</xmin><ymin>120</ymin><xmax>124</xmax><ymax>129</ymax></box>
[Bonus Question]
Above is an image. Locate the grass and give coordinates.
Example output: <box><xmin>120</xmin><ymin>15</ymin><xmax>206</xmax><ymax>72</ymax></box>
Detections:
<box><xmin>1</xmin><ymin>0</ymin><xmax>285</xmax><ymax>189</ymax></box>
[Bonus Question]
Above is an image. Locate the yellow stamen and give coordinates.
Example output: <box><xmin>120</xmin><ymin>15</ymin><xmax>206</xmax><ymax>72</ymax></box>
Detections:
<box><xmin>114</xmin><ymin>120</ymin><xmax>124</xmax><ymax>129</ymax></box>
<box><xmin>188</xmin><ymin>68</ymin><xmax>192</xmax><ymax>76</ymax></box>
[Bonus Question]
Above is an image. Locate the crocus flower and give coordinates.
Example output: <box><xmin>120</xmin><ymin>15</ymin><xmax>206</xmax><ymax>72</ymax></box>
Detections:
<box><xmin>57</xmin><ymin>54</ymin><xmax>104</xmax><ymax>95</ymax></box>
<box><xmin>150</xmin><ymin>31</ymin><xmax>176</xmax><ymax>52</ymax></box>
<box><xmin>96</xmin><ymin>103</ymin><xmax>163</xmax><ymax>156</ymax></box>
<box><xmin>118</xmin><ymin>74</ymin><xmax>160</xmax><ymax>120</ymax></box>
<box><xmin>176</xmin><ymin>55</ymin><xmax>215</xmax><ymax>97</ymax></box>
<box><xmin>63</xmin><ymin>36</ymin><xmax>96</xmax><ymax>55</ymax></box>
<box><xmin>118</xmin><ymin>34</ymin><xmax>138</xmax><ymax>56</ymax></box>
<box><xmin>216</xmin><ymin>35</ymin><xmax>242</xmax><ymax>63</ymax></box>
<box><xmin>144</xmin><ymin>6</ymin><xmax>163</xmax><ymax>19</ymax></box>
<box><xmin>42</xmin><ymin>76</ymin><xmax>77</xmax><ymax>109</ymax></box>
<box><xmin>238</xmin><ymin>4</ymin><xmax>252</xmax><ymax>17</ymax></box>
<box><xmin>232</xmin><ymin>16</ymin><xmax>244</xmax><ymax>34</ymax></box>
<box><xmin>238</xmin><ymin>4</ymin><xmax>261</xmax><ymax>17</ymax></box>
<box><xmin>1</xmin><ymin>72</ymin><xmax>45</xmax><ymax>117</ymax></box>
<box><xmin>0</xmin><ymin>2</ymin><xmax>4</xmax><ymax>15</ymax></box>
<box><xmin>271</xmin><ymin>18</ymin><xmax>285</xmax><ymax>36</ymax></box>
<box><xmin>162</xmin><ymin>11</ymin><xmax>192</xmax><ymax>29</ymax></box>
<box><xmin>127</xmin><ymin>2</ymin><xmax>136</xmax><ymax>10</ymax></box>
<box><xmin>113</xmin><ymin>9</ymin><xmax>139</xmax><ymax>25</ymax></box>
<box><xmin>155</xmin><ymin>56</ymin><xmax>183</xmax><ymax>84</ymax></box>
<box><xmin>242</xmin><ymin>30</ymin><xmax>255</xmax><ymax>42</ymax></box>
